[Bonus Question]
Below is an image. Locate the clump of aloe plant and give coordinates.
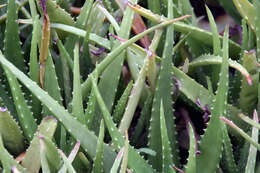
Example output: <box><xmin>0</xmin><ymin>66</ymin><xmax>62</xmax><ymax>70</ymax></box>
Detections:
<box><xmin>0</xmin><ymin>0</ymin><xmax>260</xmax><ymax>172</ymax></box>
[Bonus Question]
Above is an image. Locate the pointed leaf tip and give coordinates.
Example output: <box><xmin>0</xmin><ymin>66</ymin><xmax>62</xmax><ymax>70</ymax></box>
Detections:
<box><xmin>247</xmin><ymin>75</ymin><xmax>252</xmax><ymax>85</ymax></box>
<box><xmin>11</xmin><ymin>166</ymin><xmax>21</xmax><ymax>173</ymax></box>
<box><xmin>253</xmin><ymin>109</ymin><xmax>258</xmax><ymax>122</ymax></box>
<box><xmin>43</xmin><ymin>116</ymin><xmax>58</xmax><ymax>122</ymax></box>
<box><xmin>0</xmin><ymin>107</ymin><xmax>7</xmax><ymax>112</ymax></box>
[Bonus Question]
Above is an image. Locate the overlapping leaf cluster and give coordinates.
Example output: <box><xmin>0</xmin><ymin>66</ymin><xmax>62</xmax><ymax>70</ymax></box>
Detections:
<box><xmin>0</xmin><ymin>0</ymin><xmax>260</xmax><ymax>172</ymax></box>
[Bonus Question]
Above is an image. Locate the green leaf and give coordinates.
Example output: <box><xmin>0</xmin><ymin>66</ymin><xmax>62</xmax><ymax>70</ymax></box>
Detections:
<box><xmin>58</xmin><ymin>141</ymin><xmax>80</xmax><ymax>173</ymax></box>
<box><xmin>43</xmin><ymin>53</ymin><xmax>63</xmax><ymax>117</ymax></box>
<box><xmin>2</xmin><ymin>66</ymin><xmax>37</xmax><ymax>141</ymax></box>
<box><xmin>188</xmin><ymin>54</ymin><xmax>251</xmax><ymax>84</ymax></box>
<box><xmin>39</xmin><ymin>137</ymin><xmax>51</xmax><ymax>173</ymax></box>
<box><xmin>245</xmin><ymin>110</ymin><xmax>259</xmax><ymax>173</ymax></box>
<box><xmin>205</xmin><ymin>5</ymin><xmax>221</xmax><ymax>89</ymax></box>
<box><xmin>110</xmin><ymin>148</ymin><xmax>124</xmax><ymax>173</ymax></box>
<box><xmin>221</xmin><ymin>117</ymin><xmax>260</xmax><ymax>150</ymax></box>
<box><xmin>196</xmin><ymin>26</ymin><xmax>229</xmax><ymax>173</ymax></box>
<box><xmin>36</xmin><ymin>0</ymin><xmax>74</xmax><ymax>26</ymax></box>
<box><xmin>0</xmin><ymin>52</ymin><xmax>116</xmax><ymax>173</ymax></box>
<box><xmin>0</xmin><ymin>134</ymin><xmax>28</xmax><ymax>173</ymax></box>
<box><xmin>160</xmin><ymin>101</ymin><xmax>175</xmax><ymax>173</ymax></box>
<box><xmin>127</xmin><ymin>3</ymin><xmax>241</xmax><ymax>58</ymax></box>
<box><xmin>29</xmin><ymin>15</ymin><xmax>41</xmax><ymax>120</ymax></box>
<box><xmin>185</xmin><ymin>123</ymin><xmax>196</xmax><ymax>173</ymax></box>
<box><xmin>232</xmin><ymin>0</ymin><xmax>255</xmax><ymax>31</ymax></box>
<box><xmin>58</xmin><ymin>150</ymin><xmax>77</xmax><ymax>173</ymax></box>
<box><xmin>85</xmin><ymin>87</ymin><xmax>96</xmax><ymax>128</ymax></box>
<box><xmin>72</xmin><ymin>43</ymin><xmax>84</xmax><ymax>122</ymax></box>
<box><xmin>238</xmin><ymin>51</ymin><xmax>258</xmax><ymax>115</ymax></box>
<box><xmin>21</xmin><ymin>116</ymin><xmax>58</xmax><ymax>173</ymax></box>
<box><xmin>148</xmin><ymin>0</ymin><xmax>178</xmax><ymax>170</ymax></box>
<box><xmin>93</xmin><ymin>119</ymin><xmax>105</xmax><ymax>173</ymax></box>
<box><xmin>4</xmin><ymin>0</ymin><xmax>25</xmax><ymax>72</ymax></box>
<box><xmin>91</xmin><ymin>74</ymin><xmax>155</xmax><ymax>173</ymax></box>
<box><xmin>120</xmin><ymin>132</ymin><xmax>129</xmax><ymax>173</ymax></box>
<box><xmin>41</xmin><ymin>136</ymin><xmax>63</xmax><ymax>172</ymax></box>
<box><xmin>0</xmin><ymin>108</ymin><xmax>25</xmax><ymax>155</ymax></box>
<box><xmin>91</xmin><ymin>0</ymin><xmax>137</xmax><ymax>134</ymax></box>
<box><xmin>119</xmin><ymin>29</ymin><xmax>162</xmax><ymax>134</ymax></box>
<box><xmin>220</xmin><ymin>126</ymin><xmax>238</xmax><ymax>173</ymax></box>
<box><xmin>112</xmin><ymin>80</ymin><xmax>133</xmax><ymax>124</ymax></box>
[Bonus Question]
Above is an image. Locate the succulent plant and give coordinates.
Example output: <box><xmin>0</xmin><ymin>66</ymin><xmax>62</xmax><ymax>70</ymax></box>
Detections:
<box><xmin>0</xmin><ymin>0</ymin><xmax>260</xmax><ymax>172</ymax></box>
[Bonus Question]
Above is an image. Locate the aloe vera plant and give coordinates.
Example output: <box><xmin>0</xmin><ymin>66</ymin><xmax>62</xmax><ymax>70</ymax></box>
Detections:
<box><xmin>1</xmin><ymin>0</ymin><xmax>260</xmax><ymax>172</ymax></box>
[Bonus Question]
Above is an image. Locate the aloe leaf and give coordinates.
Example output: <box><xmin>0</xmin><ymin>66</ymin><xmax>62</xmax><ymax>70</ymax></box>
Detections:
<box><xmin>188</xmin><ymin>54</ymin><xmax>251</xmax><ymax>84</ymax></box>
<box><xmin>85</xmin><ymin>87</ymin><xmax>96</xmax><ymax>128</ymax></box>
<box><xmin>93</xmin><ymin>119</ymin><xmax>105</xmax><ymax>173</ymax></box>
<box><xmin>91</xmin><ymin>0</ymin><xmax>137</xmax><ymax>134</ymax></box>
<box><xmin>172</xmin><ymin>64</ymin><xmax>243</xmax><ymax>130</ymax></box>
<box><xmin>196</xmin><ymin>26</ymin><xmax>229</xmax><ymax>173</ymax></box>
<box><xmin>0</xmin><ymin>107</ymin><xmax>25</xmax><ymax>155</ymax></box>
<box><xmin>98</xmin><ymin>4</ymin><xmax>120</xmax><ymax>32</ymax></box>
<box><xmin>36</xmin><ymin>0</ymin><xmax>74</xmax><ymax>26</ymax></box>
<box><xmin>221</xmin><ymin>117</ymin><xmax>260</xmax><ymax>150</ymax></box>
<box><xmin>54</xmin><ymin>33</ymin><xmax>73</xmax><ymax>70</ymax></box>
<box><xmin>21</xmin><ymin>116</ymin><xmax>58</xmax><ymax>173</ymax></box>
<box><xmin>88</xmin><ymin>3</ymin><xmax>106</xmax><ymax>36</ymax></box>
<box><xmin>220</xmin><ymin>126</ymin><xmax>238</xmax><ymax>173</ymax></box>
<box><xmin>39</xmin><ymin>137</ymin><xmax>51</xmax><ymax>173</ymax></box>
<box><xmin>58</xmin><ymin>150</ymin><xmax>77</xmax><ymax>173</ymax></box>
<box><xmin>159</xmin><ymin>101</ymin><xmax>175</xmax><ymax>173</ymax></box>
<box><xmin>71</xmin><ymin>43</ymin><xmax>84</xmax><ymax>122</ymax></box>
<box><xmin>28</xmin><ymin>0</ymin><xmax>37</xmax><ymax>19</ymax></box>
<box><xmin>4</xmin><ymin>0</ymin><xmax>25</xmax><ymax>73</ymax></box>
<box><xmin>238</xmin><ymin>113</ymin><xmax>260</xmax><ymax>129</ymax></box>
<box><xmin>238</xmin><ymin>51</ymin><xmax>258</xmax><ymax>115</ymax></box>
<box><xmin>0</xmin><ymin>78</ymin><xmax>17</xmax><ymax>119</ymax></box>
<box><xmin>29</xmin><ymin>15</ymin><xmax>41</xmax><ymax>120</ymax></box>
<box><xmin>110</xmin><ymin>148</ymin><xmax>124</xmax><ymax>173</ymax></box>
<box><xmin>0</xmin><ymin>52</ymin><xmax>117</xmax><ymax>173</ymax></box>
<box><xmin>53</xmin><ymin>32</ymin><xmax>72</xmax><ymax>107</ymax></box>
<box><xmin>51</xmin><ymin>23</ymin><xmax>111</xmax><ymax>50</ymax></box>
<box><xmin>245</xmin><ymin>110</ymin><xmax>258</xmax><ymax>173</ymax></box>
<box><xmin>42</xmin><ymin>52</ymin><xmax>65</xmax><ymax>149</ymax></box>
<box><xmin>41</xmin><ymin>136</ymin><xmax>62</xmax><ymax>172</ymax></box>
<box><xmin>232</xmin><ymin>0</ymin><xmax>255</xmax><ymax>31</ymax></box>
<box><xmin>205</xmin><ymin>5</ymin><xmax>221</xmax><ymax>89</ymax></box>
<box><xmin>0</xmin><ymin>134</ymin><xmax>28</xmax><ymax>173</ymax></box>
<box><xmin>2</xmin><ymin>66</ymin><xmax>37</xmax><ymax>141</ymax></box>
<box><xmin>58</xmin><ymin>141</ymin><xmax>80</xmax><ymax>173</ymax></box>
<box><xmin>91</xmin><ymin>74</ymin><xmax>155</xmax><ymax>172</ymax></box>
<box><xmin>229</xmin><ymin>20</ymin><xmax>246</xmax><ymax>105</ymax></box>
<box><xmin>185</xmin><ymin>123</ymin><xmax>196</xmax><ymax>173</ymax></box>
<box><xmin>241</xmin><ymin>19</ymin><xmax>248</xmax><ymax>51</ymax></box>
<box><xmin>43</xmin><ymin>53</ymin><xmax>63</xmax><ymax>116</ymax></box>
<box><xmin>131</xmin><ymin>93</ymin><xmax>153</xmax><ymax>144</ymax></box>
<box><xmin>206</xmin><ymin>6</ymin><xmax>221</xmax><ymax>56</ymax></box>
<box><xmin>120</xmin><ymin>132</ymin><xmax>129</xmax><ymax>173</ymax></box>
<box><xmin>148</xmin><ymin>0</ymin><xmax>178</xmax><ymax>170</ymax></box>
<box><xmin>63</xmin><ymin>0</ymin><xmax>94</xmax><ymax>57</ymax></box>
<box><xmin>35</xmin><ymin>0</ymin><xmax>74</xmax><ymax>40</ymax></box>
<box><xmin>80</xmin><ymin>25</ymin><xmax>94</xmax><ymax>77</ymax></box>
<box><xmin>127</xmin><ymin>3</ymin><xmax>241</xmax><ymax>58</ymax></box>
<box><xmin>112</xmin><ymin>80</ymin><xmax>133</xmax><ymax>124</ymax></box>
<box><xmin>80</xmin><ymin>16</ymin><xmax>186</xmax><ymax>107</ymax></box>
<box><xmin>119</xmin><ymin>29</ymin><xmax>162</xmax><ymax>134</ymax></box>
<box><xmin>147</xmin><ymin>49</ymin><xmax>157</xmax><ymax>92</ymax></box>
